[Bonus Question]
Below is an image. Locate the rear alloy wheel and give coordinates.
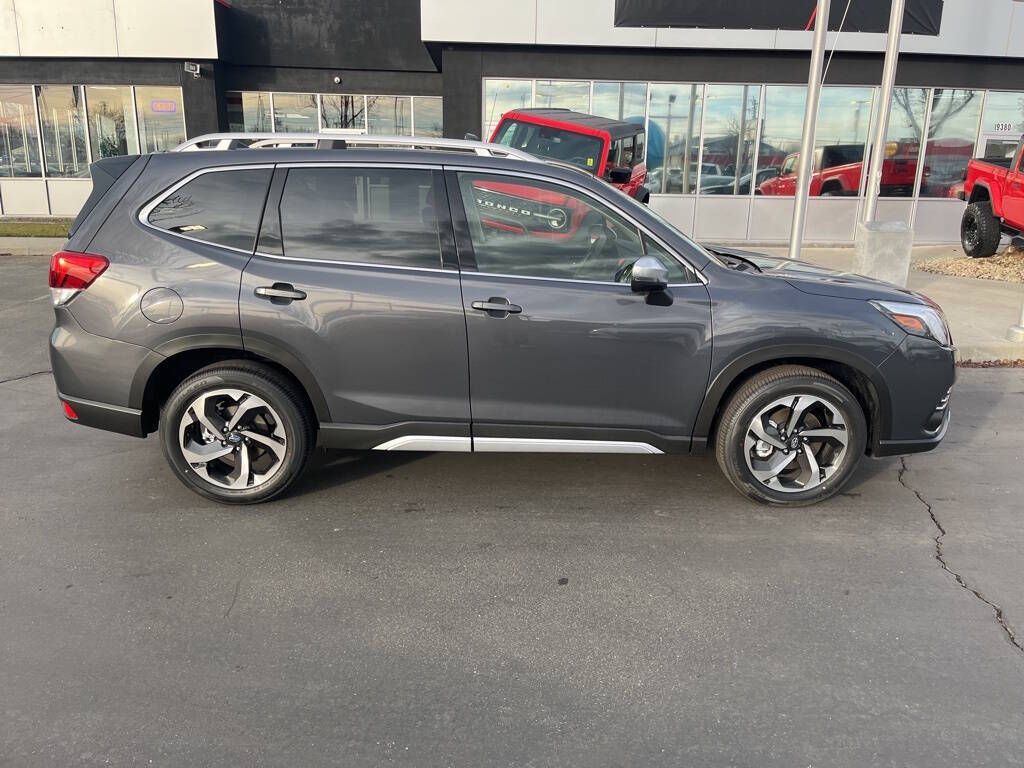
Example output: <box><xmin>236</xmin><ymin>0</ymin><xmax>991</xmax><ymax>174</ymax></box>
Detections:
<box><xmin>160</xmin><ymin>363</ymin><xmax>314</xmax><ymax>504</ymax></box>
<box><xmin>715</xmin><ymin>366</ymin><xmax>867</xmax><ymax>505</ymax></box>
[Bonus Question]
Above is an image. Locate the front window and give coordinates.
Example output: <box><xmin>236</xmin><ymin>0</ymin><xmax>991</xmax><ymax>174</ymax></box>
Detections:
<box><xmin>455</xmin><ymin>171</ymin><xmax>691</xmax><ymax>283</ymax></box>
<box><xmin>493</xmin><ymin>119</ymin><xmax>604</xmax><ymax>172</ymax></box>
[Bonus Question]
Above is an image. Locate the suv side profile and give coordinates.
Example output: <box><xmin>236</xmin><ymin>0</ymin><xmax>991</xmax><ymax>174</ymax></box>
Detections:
<box><xmin>50</xmin><ymin>135</ymin><xmax>954</xmax><ymax>505</ymax></box>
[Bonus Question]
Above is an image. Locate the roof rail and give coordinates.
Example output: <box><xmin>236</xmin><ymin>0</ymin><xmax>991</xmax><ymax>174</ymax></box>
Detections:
<box><xmin>172</xmin><ymin>133</ymin><xmax>540</xmax><ymax>162</ymax></box>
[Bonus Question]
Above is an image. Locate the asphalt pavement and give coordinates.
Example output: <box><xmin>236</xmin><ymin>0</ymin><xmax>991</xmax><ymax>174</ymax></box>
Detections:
<box><xmin>2</xmin><ymin>253</ymin><xmax>1023</xmax><ymax>767</ymax></box>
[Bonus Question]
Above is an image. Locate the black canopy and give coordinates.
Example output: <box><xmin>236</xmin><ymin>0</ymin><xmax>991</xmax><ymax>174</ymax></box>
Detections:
<box><xmin>614</xmin><ymin>0</ymin><xmax>943</xmax><ymax>35</ymax></box>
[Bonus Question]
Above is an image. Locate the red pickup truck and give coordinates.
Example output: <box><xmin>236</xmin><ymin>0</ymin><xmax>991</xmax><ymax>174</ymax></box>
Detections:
<box><xmin>959</xmin><ymin>136</ymin><xmax>1024</xmax><ymax>258</ymax></box>
<box><xmin>757</xmin><ymin>142</ymin><xmax>919</xmax><ymax>197</ymax></box>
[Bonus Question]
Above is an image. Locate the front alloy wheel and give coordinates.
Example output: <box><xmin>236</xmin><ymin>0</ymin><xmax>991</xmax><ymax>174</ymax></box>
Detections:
<box><xmin>715</xmin><ymin>365</ymin><xmax>867</xmax><ymax>505</ymax></box>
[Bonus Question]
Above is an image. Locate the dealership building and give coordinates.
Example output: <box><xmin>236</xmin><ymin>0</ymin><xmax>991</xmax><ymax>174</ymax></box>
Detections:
<box><xmin>2</xmin><ymin>0</ymin><xmax>1024</xmax><ymax>244</ymax></box>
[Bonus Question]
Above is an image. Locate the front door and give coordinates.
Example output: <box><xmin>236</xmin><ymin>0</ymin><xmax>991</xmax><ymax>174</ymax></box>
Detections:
<box><xmin>446</xmin><ymin>169</ymin><xmax>713</xmax><ymax>453</ymax></box>
<box><xmin>239</xmin><ymin>164</ymin><xmax>471</xmax><ymax>449</ymax></box>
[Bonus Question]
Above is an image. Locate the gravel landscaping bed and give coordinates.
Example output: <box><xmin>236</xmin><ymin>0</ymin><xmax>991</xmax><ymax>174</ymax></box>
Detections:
<box><xmin>917</xmin><ymin>247</ymin><xmax>1024</xmax><ymax>283</ymax></box>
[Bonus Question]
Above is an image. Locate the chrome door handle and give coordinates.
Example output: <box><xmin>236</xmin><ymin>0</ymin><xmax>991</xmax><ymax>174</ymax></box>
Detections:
<box><xmin>255</xmin><ymin>283</ymin><xmax>307</xmax><ymax>302</ymax></box>
<box><xmin>471</xmin><ymin>298</ymin><xmax>522</xmax><ymax>316</ymax></box>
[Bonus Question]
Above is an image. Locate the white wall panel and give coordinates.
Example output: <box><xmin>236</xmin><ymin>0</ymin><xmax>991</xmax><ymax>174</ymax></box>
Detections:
<box><xmin>0</xmin><ymin>0</ymin><xmax>19</xmax><ymax>56</ymax></box>
<box><xmin>804</xmin><ymin>198</ymin><xmax>859</xmax><ymax>243</ymax></box>
<box><xmin>114</xmin><ymin>0</ymin><xmax>217</xmax><ymax>59</ymax></box>
<box><xmin>16</xmin><ymin>0</ymin><xmax>118</xmax><ymax>57</ymax></box>
<box><xmin>749</xmin><ymin>197</ymin><xmax>796</xmax><ymax>242</ymax></box>
<box><xmin>649</xmin><ymin>195</ymin><xmax>696</xmax><ymax>237</ymax></box>
<box><xmin>9</xmin><ymin>0</ymin><xmax>217</xmax><ymax>58</ymax></box>
<box><xmin>537</xmin><ymin>0</ymin><xmax>655</xmax><ymax>47</ymax></box>
<box><xmin>693</xmin><ymin>197</ymin><xmax>751</xmax><ymax>242</ymax></box>
<box><xmin>421</xmin><ymin>0</ymin><xmax>537</xmax><ymax>44</ymax></box>
<box><xmin>47</xmin><ymin>179</ymin><xmax>92</xmax><ymax>217</ymax></box>
<box><xmin>913</xmin><ymin>199</ymin><xmax>966</xmax><ymax>243</ymax></box>
<box><xmin>0</xmin><ymin>180</ymin><xmax>50</xmax><ymax>215</ymax></box>
<box><xmin>874</xmin><ymin>199</ymin><xmax>915</xmax><ymax>227</ymax></box>
<box><xmin>421</xmin><ymin>0</ymin><xmax>1024</xmax><ymax>58</ymax></box>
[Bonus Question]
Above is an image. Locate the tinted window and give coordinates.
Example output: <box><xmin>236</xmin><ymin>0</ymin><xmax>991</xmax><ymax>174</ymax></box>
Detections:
<box><xmin>493</xmin><ymin>119</ymin><xmax>604</xmax><ymax>172</ymax></box>
<box><xmin>279</xmin><ymin>167</ymin><xmax>441</xmax><ymax>268</ymax></box>
<box><xmin>148</xmin><ymin>168</ymin><xmax>272</xmax><ymax>251</ymax></box>
<box><xmin>456</xmin><ymin>172</ymin><xmax>690</xmax><ymax>283</ymax></box>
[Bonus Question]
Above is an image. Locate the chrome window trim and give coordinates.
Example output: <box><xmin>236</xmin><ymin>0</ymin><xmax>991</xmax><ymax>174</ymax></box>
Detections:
<box><xmin>254</xmin><ymin>251</ymin><xmax>452</xmax><ymax>274</ymax></box>
<box><xmin>443</xmin><ymin>164</ymin><xmax>709</xmax><ymax>286</ymax></box>
<box><xmin>137</xmin><ymin>163</ymin><xmax>277</xmax><ymax>255</ymax></box>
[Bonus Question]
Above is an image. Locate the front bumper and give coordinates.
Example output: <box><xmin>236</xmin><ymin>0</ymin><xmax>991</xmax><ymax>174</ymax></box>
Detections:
<box><xmin>49</xmin><ymin>306</ymin><xmax>151</xmax><ymax>438</ymax></box>
<box><xmin>872</xmin><ymin>334</ymin><xmax>956</xmax><ymax>457</ymax></box>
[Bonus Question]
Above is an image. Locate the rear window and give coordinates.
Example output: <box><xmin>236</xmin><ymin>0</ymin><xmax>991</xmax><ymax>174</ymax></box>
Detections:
<box><xmin>278</xmin><ymin>167</ymin><xmax>441</xmax><ymax>269</ymax></box>
<box><xmin>148</xmin><ymin>168</ymin><xmax>272</xmax><ymax>251</ymax></box>
<box><xmin>493</xmin><ymin>119</ymin><xmax>604</xmax><ymax>172</ymax></box>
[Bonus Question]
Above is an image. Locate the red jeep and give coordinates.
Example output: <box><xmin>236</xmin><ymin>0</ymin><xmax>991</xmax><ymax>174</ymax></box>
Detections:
<box><xmin>490</xmin><ymin>108</ymin><xmax>649</xmax><ymax>202</ymax></box>
<box><xmin>959</xmin><ymin>135</ymin><xmax>1024</xmax><ymax>257</ymax></box>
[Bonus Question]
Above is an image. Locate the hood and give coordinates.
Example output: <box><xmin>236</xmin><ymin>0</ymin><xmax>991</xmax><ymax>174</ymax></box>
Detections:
<box><xmin>704</xmin><ymin>245</ymin><xmax>927</xmax><ymax>304</ymax></box>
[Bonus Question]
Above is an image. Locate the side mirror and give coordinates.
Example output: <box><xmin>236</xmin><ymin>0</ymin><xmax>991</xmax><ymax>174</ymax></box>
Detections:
<box><xmin>464</xmin><ymin>132</ymin><xmax>480</xmax><ymax>141</ymax></box>
<box><xmin>607</xmin><ymin>166</ymin><xmax>632</xmax><ymax>184</ymax></box>
<box><xmin>630</xmin><ymin>256</ymin><xmax>669</xmax><ymax>293</ymax></box>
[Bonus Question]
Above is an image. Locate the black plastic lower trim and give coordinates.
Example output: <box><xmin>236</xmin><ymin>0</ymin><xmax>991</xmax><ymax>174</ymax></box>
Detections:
<box><xmin>58</xmin><ymin>391</ymin><xmax>145</xmax><ymax>438</ymax></box>
<box><xmin>873</xmin><ymin>409</ymin><xmax>950</xmax><ymax>457</ymax></box>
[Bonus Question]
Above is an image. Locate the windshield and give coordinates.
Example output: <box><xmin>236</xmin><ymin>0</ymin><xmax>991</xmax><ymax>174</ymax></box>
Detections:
<box><xmin>494</xmin><ymin>119</ymin><xmax>604</xmax><ymax>173</ymax></box>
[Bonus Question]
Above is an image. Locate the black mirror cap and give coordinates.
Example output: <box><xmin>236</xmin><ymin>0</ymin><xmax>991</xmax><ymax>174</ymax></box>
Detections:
<box><xmin>607</xmin><ymin>166</ymin><xmax>632</xmax><ymax>184</ymax></box>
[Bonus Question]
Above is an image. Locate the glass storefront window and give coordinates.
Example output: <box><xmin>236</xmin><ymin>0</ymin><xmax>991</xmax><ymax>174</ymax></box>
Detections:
<box><xmin>413</xmin><ymin>96</ymin><xmax>443</xmax><ymax>137</ymax></box>
<box><xmin>272</xmin><ymin>92</ymin><xmax>318</xmax><ymax>133</ymax></box>
<box><xmin>367</xmin><ymin>95</ymin><xmax>411</xmax><ymax>135</ymax></box>
<box><xmin>980</xmin><ymin>91</ymin><xmax>1024</xmax><ymax>135</ymax></box>
<box><xmin>534</xmin><ymin>80</ymin><xmax>589</xmax><ymax>113</ymax></box>
<box><xmin>700</xmin><ymin>84</ymin><xmax>760</xmax><ymax>195</ymax></box>
<box><xmin>920</xmin><ymin>89</ymin><xmax>982</xmax><ymax>198</ymax></box>
<box><xmin>755</xmin><ymin>86</ymin><xmax>872</xmax><ymax>197</ymax></box>
<box><xmin>135</xmin><ymin>86</ymin><xmax>186</xmax><ymax>152</ymax></box>
<box><xmin>483</xmin><ymin>79</ymin><xmax>532</xmax><ymax>139</ymax></box>
<box><xmin>591</xmin><ymin>82</ymin><xmax>646</xmax><ymax>125</ymax></box>
<box><xmin>647</xmin><ymin>83</ymin><xmax>704</xmax><ymax>195</ymax></box>
<box><xmin>85</xmin><ymin>85</ymin><xmax>139</xmax><ymax>159</ymax></box>
<box><xmin>0</xmin><ymin>85</ymin><xmax>42</xmax><ymax>177</ymax></box>
<box><xmin>321</xmin><ymin>94</ymin><xmax>366</xmax><ymax>131</ymax></box>
<box><xmin>226</xmin><ymin>91</ymin><xmax>272</xmax><ymax>132</ymax></box>
<box><xmin>881</xmin><ymin>88</ymin><xmax>928</xmax><ymax>197</ymax></box>
<box><xmin>37</xmin><ymin>85</ymin><xmax>89</xmax><ymax>178</ymax></box>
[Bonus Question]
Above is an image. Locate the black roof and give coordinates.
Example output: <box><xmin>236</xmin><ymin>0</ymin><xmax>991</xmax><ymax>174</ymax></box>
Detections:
<box><xmin>506</xmin><ymin>108</ymin><xmax>644</xmax><ymax>140</ymax></box>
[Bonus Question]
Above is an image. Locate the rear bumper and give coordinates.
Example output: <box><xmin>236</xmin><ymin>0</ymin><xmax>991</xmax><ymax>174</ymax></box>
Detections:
<box><xmin>49</xmin><ymin>306</ymin><xmax>153</xmax><ymax>438</ymax></box>
<box><xmin>57</xmin><ymin>390</ymin><xmax>145</xmax><ymax>437</ymax></box>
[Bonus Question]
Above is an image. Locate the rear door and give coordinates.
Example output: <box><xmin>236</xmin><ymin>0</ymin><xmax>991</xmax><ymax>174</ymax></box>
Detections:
<box><xmin>239</xmin><ymin>162</ymin><xmax>471</xmax><ymax>449</ymax></box>
<box><xmin>447</xmin><ymin>168</ymin><xmax>713</xmax><ymax>453</ymax></box>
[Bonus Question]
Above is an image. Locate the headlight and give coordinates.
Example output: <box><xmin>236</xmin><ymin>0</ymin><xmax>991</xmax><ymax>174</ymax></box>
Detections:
<box><xmin>870</xmin><ymin>300</ymin><xmax>951</xmax><ymax>346</ymax></box>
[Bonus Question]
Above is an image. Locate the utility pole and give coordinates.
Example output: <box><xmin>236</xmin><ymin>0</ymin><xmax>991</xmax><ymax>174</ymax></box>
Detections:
<box><xmin>788</xmin><ymin>0</ymin><xmax>831</xmax><ymax>261</ymax></box>
<box><xmin>863</xmin><ymin>0</ymin><xmax>906</xmax><ymax>222</ymax></box>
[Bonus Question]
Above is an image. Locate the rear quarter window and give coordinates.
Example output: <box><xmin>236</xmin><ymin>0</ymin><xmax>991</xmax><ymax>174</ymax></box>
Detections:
<box><xmin>147</xmin><ymin>167</ymin><xmax>273</xmax><ymax>251</ymax></box>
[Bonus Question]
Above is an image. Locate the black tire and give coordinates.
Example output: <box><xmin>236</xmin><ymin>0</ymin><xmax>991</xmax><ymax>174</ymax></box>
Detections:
<box><xmin>961</xmin><ymin>201</ymin><xmax>1001</xmax><ymax>258</ymax></box>
<box><xmin>160</xmin><ymin>361</ymin><xmax>315</xmax><ymax>504</ymax></box>
<box><xmin>714</xmin><ymin>365</ymin><xmax>868</xmax><ymax>506</ymax></box>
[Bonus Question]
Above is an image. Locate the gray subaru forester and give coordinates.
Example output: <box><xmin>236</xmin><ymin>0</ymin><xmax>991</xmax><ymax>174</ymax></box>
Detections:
<box><xmin>49</xmin><ymin>134</ymin><xmax>955</xmax><ymax>506</ymax></box>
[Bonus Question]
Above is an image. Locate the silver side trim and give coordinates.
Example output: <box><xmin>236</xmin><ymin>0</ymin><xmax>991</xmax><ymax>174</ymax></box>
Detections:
<box><xmin>372</xmin><ymin>435</ymin><xmax>472</xmax><ymax>452</ymax></box>
<box><xmin>473</xmin><ymin>438</ymin><xmax>663</xmax><ymax>454</ymax></box>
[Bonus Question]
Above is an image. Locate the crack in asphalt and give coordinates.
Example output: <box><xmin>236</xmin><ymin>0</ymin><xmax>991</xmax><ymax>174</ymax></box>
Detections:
<box><xmin>0</xmin><ymin>369</ymin><xmax>52</xmax><ymax>385</ymax></box>
<box><xmin>899</xmin><ymin>457</ymin><xmax>1024</xmax><ymax>656</ymax></box>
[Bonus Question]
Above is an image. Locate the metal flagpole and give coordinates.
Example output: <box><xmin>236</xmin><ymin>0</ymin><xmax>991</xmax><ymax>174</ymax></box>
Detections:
<box><xmin>863</xmin><ymin>0</ymin><xmax>906</xmax><ymax>222</ymax></box>
<box><xmin>788</xmin><ymin>0</ymin><xmax>831</xmax><ymax>262</ymax></box>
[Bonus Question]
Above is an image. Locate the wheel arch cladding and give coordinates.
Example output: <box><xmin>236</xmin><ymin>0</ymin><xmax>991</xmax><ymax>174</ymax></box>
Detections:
<box><xmin>695</xmin><ymin>350</ymin><xmax>890</xmax><ymax>455</ymax></box>
<box><xmin>134</xmin><ymin>340</ymin><xmax>331</xmax><ymax>434</ymax></box>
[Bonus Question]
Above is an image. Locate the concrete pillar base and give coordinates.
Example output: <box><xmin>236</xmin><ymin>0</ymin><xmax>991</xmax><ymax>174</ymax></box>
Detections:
<box><xmin>853</xmin><ymin>220</ymin><xmax>914</xmax><ymax>287</ymax></box>
<box><xmin>1007</xmin><ymin>325</ymin><xmax>1024</xmax><ymax>343</ymax></box>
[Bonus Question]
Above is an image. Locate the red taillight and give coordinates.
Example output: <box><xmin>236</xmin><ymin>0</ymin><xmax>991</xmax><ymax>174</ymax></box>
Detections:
<box><xmin>61</xmin><ymin>401</ymin><xmax>79</xmax><ymax>421</ymax></box>
<box><xmin>49</xmin><ymin>251</ymin><xmax>108</xmax><ymax>291</ymax></box>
